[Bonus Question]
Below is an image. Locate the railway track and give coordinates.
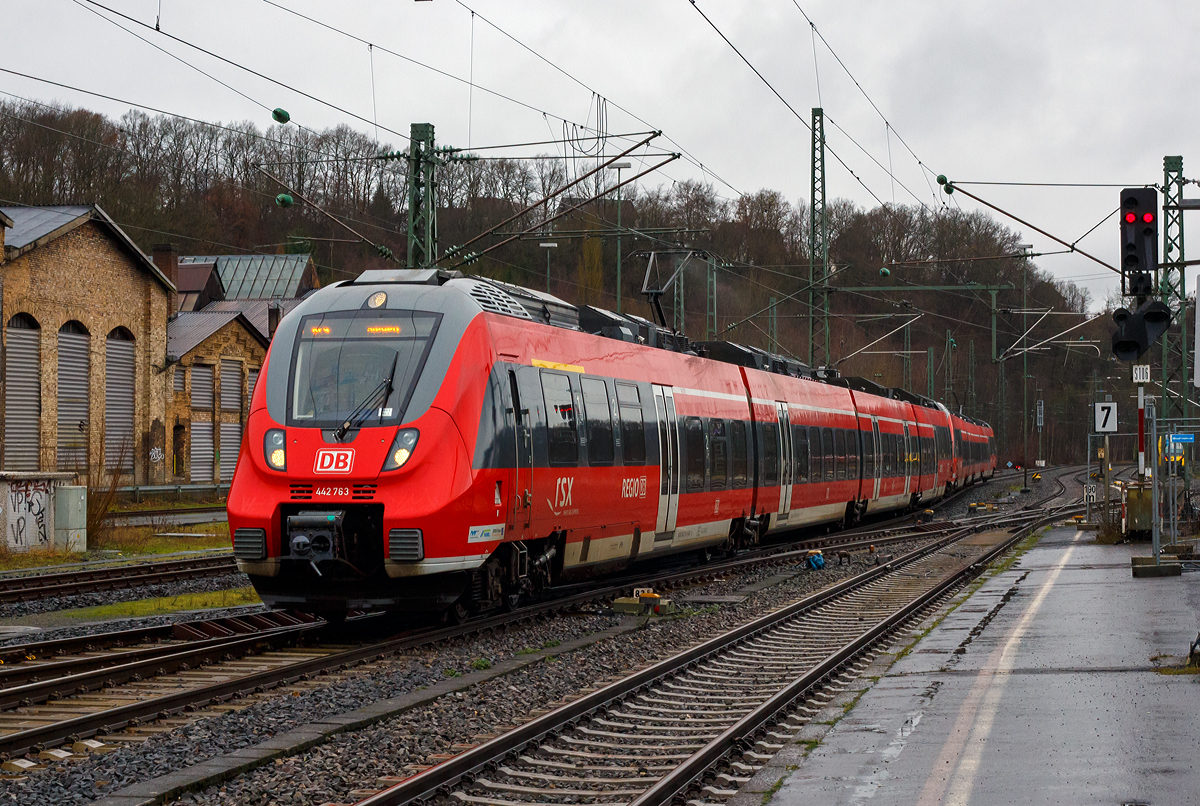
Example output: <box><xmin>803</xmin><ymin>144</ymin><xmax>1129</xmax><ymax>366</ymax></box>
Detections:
<box><xmin>0</xmin><ymin>496</ymin><xmax>1035</xmax><ymax>762</ymax></box>
<box><xmin>0</xmin><ymin>554</ymin><xmax>239</xmax><ymax>605</ymax></box>
<box><xmin>353</xmin><ymin>502</ymin><xmax>1080</xmax><ymax>806</ymax></box>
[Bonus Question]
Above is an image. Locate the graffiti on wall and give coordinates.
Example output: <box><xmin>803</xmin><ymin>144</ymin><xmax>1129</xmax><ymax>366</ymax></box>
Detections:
<box><xmin>8</xmin><ymin>480</ymin><xmax>52</xmax><ymax>550</ymax></box>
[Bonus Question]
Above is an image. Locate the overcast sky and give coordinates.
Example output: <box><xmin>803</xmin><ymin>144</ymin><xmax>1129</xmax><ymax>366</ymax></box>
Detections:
<box><xmin>5</xmin><ymin>0</ymin><xmax>1200</xmax><ymax>310</ymax></box>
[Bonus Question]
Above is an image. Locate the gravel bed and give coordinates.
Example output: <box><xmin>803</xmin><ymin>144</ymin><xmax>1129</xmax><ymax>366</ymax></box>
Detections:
<box><xmin>0</xmin><ymin>536</ymin><xmax>938</xmax><ymax>805</ymax></box>
<box><xmin>0</xmin><ymin>571</ymin><xmax>252</xmax><ymax>621</ymax></box>
<box><xmin>1</xmin><ymin>609</ymin><xmax>621</xmax><ymax>806</ymax></box>
<box><xmin>174</xmin><ymin>553</ymin><xmax>905</xmax><ymax>806</ymax></box>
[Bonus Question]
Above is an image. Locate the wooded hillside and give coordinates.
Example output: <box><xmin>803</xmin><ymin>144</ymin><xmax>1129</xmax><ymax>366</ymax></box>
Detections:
<box><xmin>0</xmin><ymin>98</ymin><xmax>1113</xmax><ymax>462</ymax></box>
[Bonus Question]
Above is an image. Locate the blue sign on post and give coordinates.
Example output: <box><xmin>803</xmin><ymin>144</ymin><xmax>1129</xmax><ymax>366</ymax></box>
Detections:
<box><xmin>1169</xmin><ymin>433</ymin><xmax>1195</xmax><ymax>443</ymax></box>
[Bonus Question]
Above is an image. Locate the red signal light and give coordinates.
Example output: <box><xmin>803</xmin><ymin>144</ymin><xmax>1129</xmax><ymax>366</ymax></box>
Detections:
<box><xmin>1125</xmin><ymin>212</ymin><xmax>1137</xmax><ymax>223</ymax></box>
<box><xmin>1142</xmin><ymin>212</ymin><xmax>1154</xmax><ymax>223</ymax></box>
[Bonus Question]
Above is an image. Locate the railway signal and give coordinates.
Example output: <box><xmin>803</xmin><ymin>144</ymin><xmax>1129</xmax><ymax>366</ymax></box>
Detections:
<box><xmin>1112</xmin><ymin>187</ymin><xmax>1170</xmax><ymax>361</ymax></box>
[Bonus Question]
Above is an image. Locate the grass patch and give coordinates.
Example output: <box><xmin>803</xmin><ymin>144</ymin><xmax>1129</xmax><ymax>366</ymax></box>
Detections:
<box><xmin>62</xmin><ymin>586</ymin><xmax>259</xmax><ymax>620</ymax></box>
<box><xmin>761</xmin><ymin>776</ymin><xmax>786</xmax><ymax>805</ymax></box>
<box><xmin>516</xmin><ymin>647</ymin><xmax>539</xmax><ymax>656</ymax></box>
<box><xmin>0</xmin><ymin>524</ymin><xmax>231</xmax><ymax>572</ymax></box>
<box><xmin>542</xmin><ymin>639</ymin><xmax>561</xmax><ymax>649</ymax></box>
<box><xmin>469</xmin><ymin>658</ymin><xmax>492</xmax><ymax>670</ymax></box>
<box><xmin>443</xmin><ymin>668</ymin><xmax>462</xmax><ymax>678</ymax></box>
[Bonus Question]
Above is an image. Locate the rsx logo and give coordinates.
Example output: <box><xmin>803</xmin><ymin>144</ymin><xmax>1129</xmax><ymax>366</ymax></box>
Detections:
<box><xmin>314</xmin><ymin>449</ymin><xmax>354</xmax><ymax>473</ymax></box>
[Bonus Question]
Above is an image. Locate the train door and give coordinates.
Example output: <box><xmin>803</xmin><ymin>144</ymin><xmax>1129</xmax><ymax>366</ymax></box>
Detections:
<box><xmin>507</xmin><ymin>369</ymin><xmax>532</xmax><ymax>531</ymax></box>
<box><xmin>653</xmin><ymin>385</ymin><xmax>681</xmax><ymax>539</ymax></box>
<box><xmin>776</xmin><ymin>403</ymin><xmax>793</xmax><ymax>515</ymax></box>
<box><xmin>871</xmin><ymin>418</ymin><xmax>882</xmax><ymax>499</ymax></box>
<box><xmin>902</xmin><ymin>424</ymin><xmax>913</xmax><ymax>497</ymax></box>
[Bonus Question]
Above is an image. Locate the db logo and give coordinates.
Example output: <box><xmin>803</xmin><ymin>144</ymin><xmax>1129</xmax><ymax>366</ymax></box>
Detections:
<box><xmin>314</xmin><ymin>449</ymin><xmax>354</xmax><ymax>473</ymax></box>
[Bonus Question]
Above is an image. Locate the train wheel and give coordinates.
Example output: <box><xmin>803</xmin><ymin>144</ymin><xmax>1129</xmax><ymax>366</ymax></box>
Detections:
<box><xmin>696</xmin><ymin>547</ymin><xmax>713</xmax><ymax>565</ymax></box>
<box><xmin>501</xmin><ymin>590</ymin><xmax>522</xmax><ymax>612</ymax></box>
<box><xmin>444</xmin><ymin>598</ymin><xmax>471</xmax><ymax>626</ymax></box>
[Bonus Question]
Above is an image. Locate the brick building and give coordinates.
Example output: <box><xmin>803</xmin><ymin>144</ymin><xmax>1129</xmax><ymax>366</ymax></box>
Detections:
<box><xmin>0</xmin><ymin>205</ymin><xmax>174</xmax><ymax>484</ymax></box>
<box><xmin>165</xmin><ymin>308</ymin><xmax>267</xmax><ymax>483</ymax></box>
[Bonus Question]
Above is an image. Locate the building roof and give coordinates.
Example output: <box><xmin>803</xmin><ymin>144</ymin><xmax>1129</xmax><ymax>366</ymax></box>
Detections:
<box><xmin>180</xmin><ymin>254</ymin><xmax>313</xmax><ymax>298</ymax></box>
<box><xmin>167</xmin><ymin>310</ymin><xmax>267</xmax><ymax>359</ymax></box>
<box><xmin>0</xmin><ymin>210</ymin><xmax>12</xmax><ymax>229</ymax></box>
<box><xmin>0</xmin><ymin>204</ymin><xmax>176</xmax><ymax>291</ymax></box>
<box><xmin>177</xmin><ymin>261</ymin><xmax>220</xmax><ymax>293</ymax></box>
<box><xmin>200</xmin><ymin>298</ymin><xmax>304</xmax><ymax>340</ymax></box>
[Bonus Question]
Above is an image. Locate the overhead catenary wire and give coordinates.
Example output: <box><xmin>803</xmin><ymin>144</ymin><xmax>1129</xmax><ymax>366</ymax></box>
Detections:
<box><xmin>790</xmin><ymin>0</ymin><xmax>941</xmax><ymax>203</ymax></box>
<box><xmin>452</xmin><ymin>0</ymin><xmax>743</xmax><ymax>198</ymax></box>
<box><xmin>80</xmin><ymin>0</ymin><xmax>415</xmax><ymax>143</ymax></box>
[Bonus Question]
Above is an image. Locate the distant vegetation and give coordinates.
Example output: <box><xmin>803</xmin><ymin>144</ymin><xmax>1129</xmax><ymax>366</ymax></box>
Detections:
<box><xmin>0</xmin><ymin>98</ymin><xmax>1114</xmax><ymax>461</ymax></box>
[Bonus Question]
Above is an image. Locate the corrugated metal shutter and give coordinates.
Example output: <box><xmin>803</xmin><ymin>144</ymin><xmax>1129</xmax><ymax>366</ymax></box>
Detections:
<box><xmin>248</xmin><ymin>367</ymin><xmax>259</xmax><ymax>400</ymax></box>
<box><xmin>220</xmin><ymin>360</ymin><xmax>242</xmax><ymax>410</ymax></box>
<box><xmin>105</xmin><ymin>338</ymin><xmax>135</xmax><ymax>471</ymax></box>
<box><xmin>57</xmin><ymin>331</ymin><xmax>90</xmax><ymax>471</ymax></box>
<box><xmin>174</xmin><ymin>366</ymin><xmax>184</xmax><ymax>392</ymax></box>
<box><xmin>219</xmin><ymin>421</ymin><xmax>241</xmax><ymax>481</ymax></box>
<box><xmin>190</xmin><ymin>421</ymin><xmax>213</xmax><ymax>482</ymax></box>
<box><xmin>4</xmin><ymin>328</ymin><xmax>41</xmax><ymax>471</ymax></box>
<box><xmin>191</xmin><ymin>365</ymin><xmax>213</xmax><ymax>408</ymax></box>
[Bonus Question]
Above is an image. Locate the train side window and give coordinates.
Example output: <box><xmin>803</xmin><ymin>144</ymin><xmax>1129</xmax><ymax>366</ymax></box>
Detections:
<box><xmin>685</xmin><ymin>417</ymin><xmax>706</xmax><ymax>491</ymax></box>
<box><xmin>848</xmin><ymin>429</ymin><xmax>859</xmax><ymax>481</ymax></box>
<box><xmin>808</xmin><ymin>426</ymin><xmax>821</xmax><ymax>482</ymax></box>
<box><xmin>711</xmin><ymin>420</ymin><xmax>728</xmax><ymax>490</ymax></box>
<box><xmin>886</xmin><ymin>433</ymin><xmax>896</xmax><ymax>476</ymax></box>
<box><xmin>862</xmin><ymin>428</ymin><xmax>875</xmax><ymax>480</ymax></box>
<box><xmin>541</xmin><ymin>372</ymin><xmax>578</xmax><ymax>466</ymax></box>
<box><xmin>731</xmin><ymin>421</ymin><xmax>748</xmax><ymax>488</ymax></box>
<box><xmin>763</xmin><ymin>422</ymin><xmax>780</xmax><ymax>486</ymax></box>
<box><xmin>834</xmin><ymin>429</ymin><xmax>847</xmax><ymax>480</ymax></box>
<box><xmin>616</xmin><ymin>383</ymin><xmax>646</xmax><ymax>465</ymax></box>
<box><xmin>792</xmin><ymin>425</ymin><xmax>809</xmax><ymax>484</ymax></box>
<box><xmin>821</xmin><ymin>427</ymin><xmax>834</xmax><ymax>482</ymax></box>
<box><xmin>581</xmin><ymin>378</ymin><xmax>614</xmax><ymax>466</ymax></box>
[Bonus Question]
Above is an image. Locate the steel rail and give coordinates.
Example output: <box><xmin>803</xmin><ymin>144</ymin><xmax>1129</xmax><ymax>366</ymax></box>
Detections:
<box><xmin>0</xmin><ymin>555</ymin><xmax>238</xmax><ymax>603</ymax></box>
<box><xmin>0</xmin><ymin>476</ymin><xmax>1034</xmax><ymax>758</ymax></box>
<box><xmin>629</xmin><ymin>503</ymin><xmax>1082</xmax><ymax>806</ymax></box>
<box><xmin>0</xmin><ymin>508</ymin><xmax>994</xmax><ymax>759</ymax></box>
<box><xmin>353</xmin><ymin>510</ymin><xmax>1046</xmax><ymax>806</ymax></box>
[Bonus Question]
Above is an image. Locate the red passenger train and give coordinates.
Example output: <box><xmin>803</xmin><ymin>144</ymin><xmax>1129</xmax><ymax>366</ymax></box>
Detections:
<box><xmin>228</xmin><ymin>269</ymin><xmax>996</xmax><ymax>618</ymax></box>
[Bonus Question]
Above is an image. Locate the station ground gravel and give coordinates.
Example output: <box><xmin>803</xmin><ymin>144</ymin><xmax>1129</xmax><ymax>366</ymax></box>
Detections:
<box><xmin>173</xmin><ymin>550</ymin><xmax>911</xmax><ymax>806</ymax></box>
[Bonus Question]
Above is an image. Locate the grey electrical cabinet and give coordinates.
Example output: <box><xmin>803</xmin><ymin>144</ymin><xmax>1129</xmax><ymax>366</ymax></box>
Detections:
<box><xmin>55</xmin><ymin>485</ymin><xmax>87</xmax><ymax>552</ymax></box>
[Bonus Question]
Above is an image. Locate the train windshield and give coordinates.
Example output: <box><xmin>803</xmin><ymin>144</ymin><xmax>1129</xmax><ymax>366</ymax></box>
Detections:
<box><xmin>288</xmin><ymin>309</ymin><xmax>442</xmax><ymax>428</ymax></box>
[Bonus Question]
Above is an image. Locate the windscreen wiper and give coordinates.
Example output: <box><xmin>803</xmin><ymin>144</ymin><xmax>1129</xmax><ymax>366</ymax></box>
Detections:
<box><xmin>333</xmin><ymin>352</ymin><xmax>399</xmax><ymax>441</ymax></box>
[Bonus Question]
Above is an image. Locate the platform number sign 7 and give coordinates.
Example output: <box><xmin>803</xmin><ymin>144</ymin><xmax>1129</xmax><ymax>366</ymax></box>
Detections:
<box><xmin>1095</xmin><ymin>402</ymin><xmax>1118</xmax><ymax>433</ymax></box>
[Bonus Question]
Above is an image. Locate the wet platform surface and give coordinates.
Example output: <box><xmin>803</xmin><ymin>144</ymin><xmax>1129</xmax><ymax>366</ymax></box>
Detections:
<box><xmin>768</xmin><ymin>526</ymin><xmax>1200</xmax><ymax>806</ymax></box>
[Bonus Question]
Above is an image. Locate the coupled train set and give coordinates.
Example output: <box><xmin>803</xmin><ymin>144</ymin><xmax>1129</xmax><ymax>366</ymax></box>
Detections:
<box><xmin>227</xmin><ymin>269</ymin><xmax>997</xmax><ymax>619</ymax></box>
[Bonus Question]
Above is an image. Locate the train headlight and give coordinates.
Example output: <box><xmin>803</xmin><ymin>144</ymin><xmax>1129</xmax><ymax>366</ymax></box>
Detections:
<box><xmin>264</xmin><ymin>429</ymin><xmax>287</xmax><ymax>471</ymax></box>
<box><xmin>383</xmin><ymin>428</ymin><xmax>419</xmax><ymax>471</ymax></box>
